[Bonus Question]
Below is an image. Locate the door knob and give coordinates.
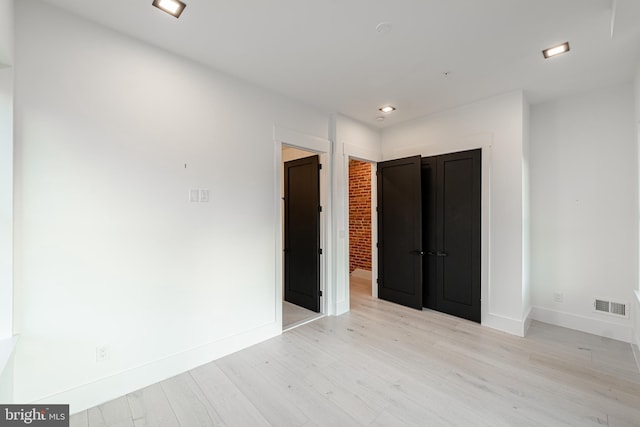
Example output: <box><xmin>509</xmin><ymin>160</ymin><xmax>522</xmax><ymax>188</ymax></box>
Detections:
<box><xmin>411</xmin><ymin>250</ymin><xmax>424</xmax><ymax>256</ymax></box>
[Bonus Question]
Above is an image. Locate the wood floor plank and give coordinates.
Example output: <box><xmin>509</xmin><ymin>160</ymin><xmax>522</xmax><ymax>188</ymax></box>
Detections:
<box><xmin>127</xmin><ymin>383</ymin><xmax>179</xmax><ymax>427</ymax></box>
<box><xmin>368</xmin><ymin>410</ymin><xmax>411</xmax><ymax>427</ymax></box>
<box><xmin>160</xmin><ymin>372</ymin><xmax>225</xmax><ymax>426</ymax></box>
<box><xmin>214</xmin><ymin>351</ymin><xmax>310</xmax><ymax>426</ymax></box>
<box><xmin>217</xmin><ymin>346</ymin><xmax>363</xmax><ymax>426</ymax></box>
<box><xmin>190</xmin><ymin>362</ymin><xmax>271</xmax><ymax>426</ymax></box>
<box><xmin>75</xmin><ymin>280</ymin><xmax>640</xmax><ymax>427</ymax></box>
<box><xmin>69</xmin><ymin>410</ymin><xmax>88</xmax><ymax>427</ymax></box>
<box><xmin>80</xmin><ymin>396</ymin><xmax>135</xmax><ymax>427</ymax></box>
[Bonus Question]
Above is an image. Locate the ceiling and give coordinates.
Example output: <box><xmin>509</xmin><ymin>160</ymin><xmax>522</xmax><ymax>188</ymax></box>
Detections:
<box><xmin>40</xmin><ymin>0</ymin><xmax>640</xmax><ymax>128</ymax></box>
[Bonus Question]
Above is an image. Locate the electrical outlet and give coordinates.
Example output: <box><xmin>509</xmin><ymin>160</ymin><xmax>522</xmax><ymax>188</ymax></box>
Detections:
<box><xmin>189</xmin><ymin>189</ymin><xmax>199</xmax><ymax>203</ymax></box>
<box><xmin>96</xmin><ymin>345</ymin><xmax>110</xmax><ymax>362</ymax></box>
<box><xmin>199</xmin><ymin>189</ymin><xmax>209</xmax><ymax>203</ymax></box>
<box><xmin>553</xmin><ymin>292</ymin><xmax>563</xmax><ymax>303</ymax></box>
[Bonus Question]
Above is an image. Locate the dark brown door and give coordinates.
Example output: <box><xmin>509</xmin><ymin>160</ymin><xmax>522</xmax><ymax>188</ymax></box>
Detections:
<box><xmin>421</xmin><ymin>157</ymin><xmax>437</xmax><ymax>309</ymax></box>
<box><xmin>284</xmin><ymin>155</ymin><xmax>321</xmax><ymax>312</ymax></box>
<box><xmin>423</xmin><ymin>149</ymin><xmax>481</xmax><ymax>322</ymax></box>
<box><xmin>377</xmin><ymin>155</ymin><xmax>423</xmax><ymax>310</ymax></box>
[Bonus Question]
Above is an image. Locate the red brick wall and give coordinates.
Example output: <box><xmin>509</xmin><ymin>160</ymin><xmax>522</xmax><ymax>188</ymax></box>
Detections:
<box><xmin>349</xmin><ymin>159</ymin><xmax>371</xmax><ymax>272</ymax></box>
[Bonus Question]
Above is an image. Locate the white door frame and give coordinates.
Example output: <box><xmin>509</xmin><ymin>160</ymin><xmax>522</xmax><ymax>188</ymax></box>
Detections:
<box><xmin>274</xmin><ymin>126</ymin><xmax>332</xmax><ymax>330</ymax></box>
<box><xmin>340</xmin><ymin>143</ymin><xmax>382</xmax><ymax>312</ymax></box>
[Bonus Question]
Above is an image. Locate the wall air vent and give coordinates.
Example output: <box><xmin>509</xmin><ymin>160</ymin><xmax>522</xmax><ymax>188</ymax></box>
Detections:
<box><xmin>593</xmin><ymin>298</ymin><xmax>628</xmax><ymax>318</ymax></box>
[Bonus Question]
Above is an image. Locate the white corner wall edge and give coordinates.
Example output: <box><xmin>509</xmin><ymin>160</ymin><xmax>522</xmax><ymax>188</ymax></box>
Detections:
<box><xmin>532</xmin><ymin>306</ymin><xmax>633</xmax><ymax>343</ymax></box>
<box><xmin>335</xmin><ymin>300</ymin><xmax>349</xmax><ymax>316</ymax></box>
<box><xmin>37</xmin><ymin>322</ymin><xmax>280</xmax><ymax>414</ymax></box>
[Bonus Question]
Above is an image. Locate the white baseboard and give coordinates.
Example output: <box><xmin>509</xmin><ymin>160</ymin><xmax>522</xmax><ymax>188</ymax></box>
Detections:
<box><xmin>531</xmin><ymin>306</ymin><xmax>633</xmax><ymax>343</ymax></box>
<box><xmin>36</xmin><ymin>322</ymin><xmax>280</xmax><ymax>414</ymax></box>
<box><xmin>350</xmin><ymin>268</ymin><xmax>372</xmax><ymax>280</ymax></box>
<box><xmin>483</xmin><ymin>311</ymin><xmax>529</xmax><ymax>337</ymax></box>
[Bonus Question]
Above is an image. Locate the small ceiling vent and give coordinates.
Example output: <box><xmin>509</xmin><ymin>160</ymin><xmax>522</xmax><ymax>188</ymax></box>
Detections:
<box><xmin>594</xmin><ymin>298</ymin><xmax>628</xmax><ymax>318</ymax></box>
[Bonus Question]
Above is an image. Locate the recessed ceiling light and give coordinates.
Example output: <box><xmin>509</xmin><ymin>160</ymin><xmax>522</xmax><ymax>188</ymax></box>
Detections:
<box><xmin>152</xmin><ymin>0</ymin><xmax>186</xmax><ymax>18</ymax></box>
<box><xmin>542</xmin><ymin>42</ymin><xmax>570</xmax><ymax>59</ymax></box>
<box><xmin>379</xmin><ymin>105</ymin><xmax>396</xmax><ymax>113</ymax></box>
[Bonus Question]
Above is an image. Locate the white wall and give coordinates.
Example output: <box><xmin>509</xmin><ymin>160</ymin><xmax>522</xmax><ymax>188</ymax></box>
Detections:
<box><xmin>13</xmin><ymin>0</ymin><xmax>328</xmax><ymax>411</ymax></box>
<box><xmin>530</xmin><ymin>83</ymin><xmax>637</xmax><ymax>343</ymax></box>
<box><xmin>332</xmin><ymin>114</ymin><xmax>381</xmax><ymax>314</ymax></box>
<box><xmin>381</xmin><ymin>91</ymin><xmax>527</xmax><ymax>336</ymax></box>
<box><xmin>0</xmin><ymin>0</ymin><xmax>12</xmax><ymax>66</ymax></box>
<box><xmin>0</xmin><ymin>0</ymin><xmax>15</xmax><ymax>405</ymax></box>
<box><xmin>635</xmin><ymin>67</ymin><xmax>640</xmax><ymax>349</ymax></box>
<box><xmin>0</xmin><ymin>0</ymin><xmax>14</xmax><ymax>343</ymax></box>
<box><xmin>522</xmin><ymin>97</ymin><xmax>532</xmax><ymax>326</ymax></box>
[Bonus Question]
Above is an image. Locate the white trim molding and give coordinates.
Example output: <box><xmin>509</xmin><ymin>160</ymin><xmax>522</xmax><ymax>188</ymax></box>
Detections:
<box><xmin>343</xmin><ymin>142</ymin><xmax>382</xmax><ymax>163</ymax></box>
<box><xmin>273</xmin><ymin>125</ymin><xmax>333</xmax><ymax>318</ymax></box>
<box><xmin>532</xmin><ymin>306</ymin><xmax>633</xmax><ymax>343</ymax></box>
<box><xmin>274</xmin><ymin>125</ymin><xmax>330</xmax><ymax>154</ymax></box>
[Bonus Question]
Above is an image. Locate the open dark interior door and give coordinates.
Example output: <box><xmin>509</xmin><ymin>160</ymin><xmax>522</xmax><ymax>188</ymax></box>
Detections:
<box><xmin>377</xmin><ymin>155</ymin><xmax>423</xmax><ymax>310</ymax></box>
<box><xmin>284</xmin><ymin>155</ymin><xmax>321</xmax><ymax>313</ymax></box>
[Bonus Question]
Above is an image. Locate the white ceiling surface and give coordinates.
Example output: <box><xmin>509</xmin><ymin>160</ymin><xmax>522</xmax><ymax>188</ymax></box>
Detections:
<box><xmin>40</xmin><ymin>0</ymin><xmax>640</xmax><ymax>127</ymax></box>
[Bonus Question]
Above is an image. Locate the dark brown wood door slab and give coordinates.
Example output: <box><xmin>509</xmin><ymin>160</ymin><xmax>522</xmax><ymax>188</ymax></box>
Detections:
<box><xmin>435</xmin><ymin>149</ymin><xmax>481</xmax><ymax>322</ymax></box>
<box><xmin>377</xmin><ymin>155</ymin><xmax>423</xmax><ymax>310</ymax></box>
<box><xmin>284</xmin><ymin>155</ymin><xmax>320</xmax><ymax>313</ymax></box>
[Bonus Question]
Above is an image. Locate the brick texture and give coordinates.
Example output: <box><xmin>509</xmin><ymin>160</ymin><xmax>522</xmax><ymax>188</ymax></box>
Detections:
<box><xmin>349</xmin><ymin>159</ymin><xmax>372</xmax><ymax>273</ymax></box>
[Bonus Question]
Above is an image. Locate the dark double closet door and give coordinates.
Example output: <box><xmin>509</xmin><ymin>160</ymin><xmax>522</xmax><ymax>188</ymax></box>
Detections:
<box><xmin>377</xmin><ymin>149</ymin><xmax>481</xmax><ymax>322</ymax></box>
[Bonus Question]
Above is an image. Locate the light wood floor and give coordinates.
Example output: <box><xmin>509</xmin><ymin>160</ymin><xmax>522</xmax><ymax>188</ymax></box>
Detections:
<box><xmin>72</xmin><ymin>277</ymin><xmax>640</xmax><ymax>426</ymax></box>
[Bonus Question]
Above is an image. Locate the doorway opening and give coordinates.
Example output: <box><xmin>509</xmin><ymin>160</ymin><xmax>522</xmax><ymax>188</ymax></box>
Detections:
<box><xmin>282</xmin><ymin>145</ymin><xmax>324</xmax><ymax>331</ymax></box>
<box><xmin>348</xmin><ymin>158</ymin><xmax>376</xmax><ymax>303</ymax></box>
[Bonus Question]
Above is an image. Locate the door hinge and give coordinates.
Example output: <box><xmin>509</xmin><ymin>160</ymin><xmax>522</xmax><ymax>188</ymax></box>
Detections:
<box><xmin>318</xmin><ymin>163</ymin><xmax>322</xmax><ymax>170</ymax></box>
<box><xmin>318</xmin><ymin>205</ymin><xmax>323</xmax><ymax>212</ymax></box>
<box><xmin>319</xmin><ymin>290</ymin><xmax>323</xmax><ymax>297</ymax></box>
<box><xmin>376</xmin><ymin>242</ymin><xmax>380</xmax><ymax>248</ymax></box>
<box><xmin>319</xmin><ymin>248</ymin><xmax>323</xmax><ymax>255</ymax></box>
<box><xmin>376</xmin><ymin>278</ymin><xmax>381</xmax><ymax>284</ymax></box>
<box><xmin>376</xmin><ymin>206</ymin><xmax>380</xmax><ymax>213</ymax></box>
